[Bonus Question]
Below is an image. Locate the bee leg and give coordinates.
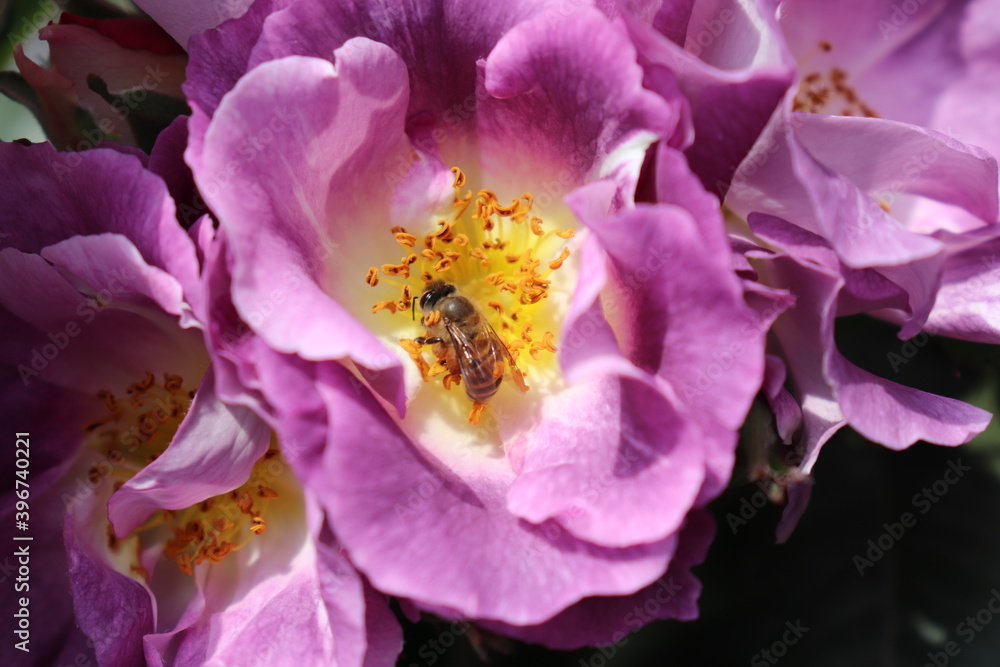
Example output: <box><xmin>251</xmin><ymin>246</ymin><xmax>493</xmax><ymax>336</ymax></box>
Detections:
<box><xmin>414</xmin><ymin>336</ymin><xmax>444</xmax><ymax>346</ymax></box>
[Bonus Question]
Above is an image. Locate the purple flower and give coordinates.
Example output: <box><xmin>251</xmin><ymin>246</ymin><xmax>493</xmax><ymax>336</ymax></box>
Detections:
<box><xmin>616</xmin><ymin>0</ymin><xmax>798</xmax><ymax>197</ymax></box>
<box><xmin>187</xmin><ymin>0</ymin><xmax>775</xmax><ymax>643</ymax></box>
<box><xmin>719</xmin><ymin>0</ymin><xmax>999</xmax><ymax>470</ymax></box>
<box><xmin>132</xmin><ymin>0</ymin><xmax>259</xmax><ymax>49</ymax></box>
<box><xmin>0</xmin><ymin>142</ymin><xmax>398</xmax><ymax>665</ymax></box>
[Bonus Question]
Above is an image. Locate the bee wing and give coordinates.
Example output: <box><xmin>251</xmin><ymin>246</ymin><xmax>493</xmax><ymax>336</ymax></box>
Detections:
<box><xmin>481</xmin><ymin>320</ymin><xmax>518</xmax><ymax>374</ymax></box>
<box><xmin>444</xmin><ymin>320</ymin><xmax>503</xmax><ymax>389</ymax></box>
<box><xmin>482</xmin><ymin>320</ymin><xmax>530</xmax><ymax>392</ymax></box>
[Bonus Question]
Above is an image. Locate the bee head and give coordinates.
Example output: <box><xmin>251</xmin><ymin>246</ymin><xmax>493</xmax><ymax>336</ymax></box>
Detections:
<box><xmin>419</xmin><ymin>280</ymin><xmax>455</xmax><ymax>312</ymax></box>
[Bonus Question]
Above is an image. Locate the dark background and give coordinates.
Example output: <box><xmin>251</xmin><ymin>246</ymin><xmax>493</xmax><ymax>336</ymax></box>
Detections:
<box><xmin>397</xmin><ymin>316</ymin><xmax>1000</xmax><ymax>667</ymax></box>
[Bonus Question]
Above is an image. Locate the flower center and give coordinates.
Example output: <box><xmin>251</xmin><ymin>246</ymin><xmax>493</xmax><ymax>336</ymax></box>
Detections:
<box><xmin>145</xmin><ymin>449</ymin><xmax>283</xmax><ymax>576</ymax></box>
<box><xmin>793</xmin><ymin>41</ymin><xmax>880</xmax><ymax>118</ymax></box>
<box><xmin>81</xmin><ymin>371</ymin><xmax>282</xmax><ymax>577</ymax></box>
<box><xmin>364</xmin><ymin>167</ymin><xmax>574</xmax><ymax>425</ymax></box>
<box><xmin>83</xmin><ymin>370</ymin><xmax>194</xmax><ymax>471</ymax></box>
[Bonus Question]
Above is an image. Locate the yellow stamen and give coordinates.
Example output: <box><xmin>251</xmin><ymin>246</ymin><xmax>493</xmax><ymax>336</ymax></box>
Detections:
<box><xmin>468</xmin><ymin>401</ymin><xmax>487</xmax><ymax>425</ymax></box>
<box><xmin>548</xmin><ymin>248</ymin><xmax>571</xmax><ymax>270</ymax></box>
<box><xmin>364</xmin><ymin>165</ymin><xmax>573</xmax><ymax>421</ymax></box>
<box><xmin>423</xmin><ymin>309</ymin><xmax>442</xmax><ymax>327</ymax></box>
<box><xmin>80</xmin><ymin>373</ymin><xmax>288</xmax><ymax>577</ymax></box>
<box><xmin>793</xmin><ymin>47</ymin><xmax>879</xmax><ymax>118</ymax></box>
<box><xmin>381</xmin><ymin>262</ymin><xmax>410</xmax><ymax>278</ymax></box>
<box><xmin>394</xmin><ymin>232</ymin><xmax>417</xmax><ymax>247</ymax></box>
<box><xmin>397</xmin><ymin>284</ymin><xmax>412</xmax><ymax>310</ymax></box>
<box><xmin>399</xmin><ymin>338</ymin><xmax>423</xmax><ymax>355</ymax></box>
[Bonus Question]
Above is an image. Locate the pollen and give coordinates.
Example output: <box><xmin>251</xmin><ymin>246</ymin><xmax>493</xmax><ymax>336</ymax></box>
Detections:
<box><xmin>394</xmin><ymin>231</ymin><xmax>417</xmax><ymax>247</ymax></box>
<box><xmin>154</xmin><ymin>448</ymin><xmax>284</xmax><ymax>574</ymax></box>
<box><xmin>794</xmin><ymin>43</ymin><xmax>879</xmax><ymax>118</ymax></box>
<box><xmin>81</xmin><ymin>372</ymin><xmax>285</xmax><ymax>577</ymax></box>
<box><xmin>83</xmin><ymin>371</ymin><xmax>193</xmax><ymax>454</ymax></box>
<box><xmin>422</xmin><ymin>308</ymin><xmax>441</xmax><ymax>327</ymax></box>
<box><xmin>364</xmin><ymin>166</ymin><xmax>572</xmax><ymax>421</ymax></box>
<box><xmin>468</xmin><ymin>401</ymin><xmax>487</xmax><ymax>425</ymax></box>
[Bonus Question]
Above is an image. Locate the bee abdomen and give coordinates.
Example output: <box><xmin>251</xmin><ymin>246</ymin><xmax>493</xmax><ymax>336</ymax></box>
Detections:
<box><xmin>464</xmin><ymin>375</ymin><xmax>503</xmax><ymax>403</ymax></box>
<box><xmin>463</xmin><ymin>351</ymin><xmax>502</xmax><ymax>402</ymax></box>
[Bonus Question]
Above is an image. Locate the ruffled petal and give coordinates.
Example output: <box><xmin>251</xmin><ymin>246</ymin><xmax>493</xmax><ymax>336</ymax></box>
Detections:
<box><xmin>479</xmin><ymin>510</ymin><xmax>715</xmax><ymax>648</ymax></box>
<box><xmin>924</xmin><ymin>234</ymin><xmax>1000</xmax><ymax>343</ymax></box>
<box><xmin>761</xmin><ymin>253</ymin><xmax>846</xmax><ymax>472</ymax></box>
<box><xmin>143</xmin><ymin>488</ymin><xmax>391</xmax><ymax>666</ymax></box>
<box><xmin>623</xmin><ymin>0</ymin><xmax>796</xmax><ymax>195</ymax></box>
<box><xmin>42</xmin><ymin>234</ymin><xmax>187</xmax><ymax>319</ymax></box>
<box><xmin>750</xmin><ymin>210</ymin><xmax>941</xmax><ymax>338</ymax></box>
<box><xmin>107</xmin><ymin>368</ymin><xmax>271</xmax><ymax>536</ymax></box>
<box><xmin>0</xmin><ymin>487</ymin><xmax>94</xmax><ymax>665</ymax></box>
<box><xmin>0</xmin><ymin>143</ymin><xmax>200</xmax><ymax>309</ymax></box>
<box><xmin>303</xmin><ymin>364</ymin><xmax>677</xmax><ymax>626</ymax></box>
<box><xmin>762</xmin><ymin>236</ymin><xmax>989</xmax><ymax>467</ymax></box>
<box><xmin>828</xmin><ymin>351</ymin><xmax>990</xmax><ymax>449</ymax></box>
<box><xmin>479</xmin><ymin>5</ymin><xmax>674</xmax><ymax>197</ymax></box>
<box><xmin>572</xmin><ymin>198</ymin><xmax>769</xmax><ymax>500</ymax></box>
<box><xmin>193</xmin><ymin>42</ymin><xmax>417</xmax><ymax>410</ymax></box>
<box><xmin>763</xmin><ymin>354</ymin><xmax>802</xmax><ymax>444</ymax></box>
<box><xmin>183</xmin><ymin>0</ymin><xmax>289</xmax><ymax>116</ymax></box>
<box><xmin>133</xmin><ymin>0</ymin><xmax>256</xmax><ymax>48</ymax></box>
<box><xmin>0</xmin><ymin>247</ymin><xmax>205</xmax><ymax>394</ymax></box>
<box><xmin>726</xmin><ymin>108</ymin><xmax>944</xmax><ymax>268</ymax></box>
<box><xmin>248</xmin><ymin>0</ymin><xmax>569</xmax><ymax>126</ymax></box>
<box><xmin>64</xmin><ymin>494</ymin><xmax>154</xmax><ymax>667</ymax></box>
<box><xmin>791</xmin><ymin>114</ymin><xmax>999</xmax><ymax>226</ymax></box>
<box><xmin>507</xmin><ymin>377</ymin><xmax>705</xmax><ymax>547</ymax></box>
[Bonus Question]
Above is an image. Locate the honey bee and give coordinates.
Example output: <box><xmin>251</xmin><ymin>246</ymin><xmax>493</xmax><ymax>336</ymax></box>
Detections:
<box><xmin>415</xmin><ymin>280</ymin><xmax>526</xmax><ymax>405</ymax></box>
